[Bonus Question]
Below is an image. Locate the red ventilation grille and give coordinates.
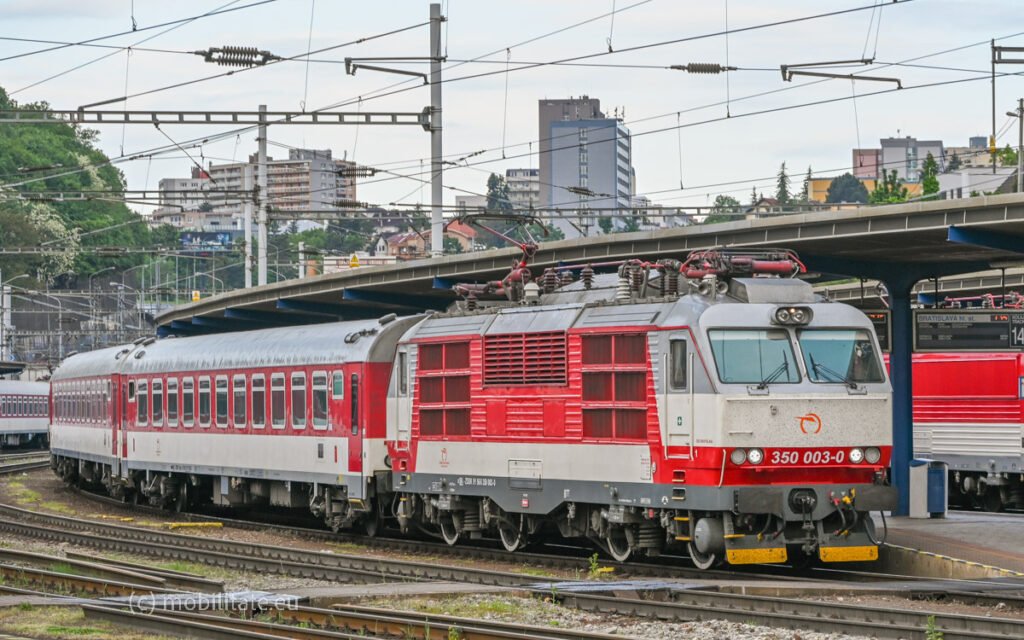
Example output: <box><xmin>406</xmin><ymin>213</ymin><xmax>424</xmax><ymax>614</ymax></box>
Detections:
<box><xmin>420</xmin><ymin>344</ymin><xmax>444</xmax><ymax>370</ymax></box>
<box><xmin>483</xmin><ymin>332</ymin><xmax>567</xmax><ymax>386</ymax></box>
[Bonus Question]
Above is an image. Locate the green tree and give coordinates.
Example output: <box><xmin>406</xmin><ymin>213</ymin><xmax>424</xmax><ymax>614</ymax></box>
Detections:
<box><xmin>825</xmin><ymin>173</ymin><xmax>869</xmax><ymax>204</ymax></box>
<box><xmin>703</xmin><ymin>194</ymin><xmax>741</xmax><ymax>224</ymax></box>
<box><xmin>869</xmin><ymin>169</ymin><xmax>909</xmax><ymax>204</ymax></box>
<box><xmin>530</xmin><ymin>223</ymin><xmax>564</xmax><ymax>241</ymax></box>
<box><xmin>998</xmin><ymin>144</ymin><xmax>1018</xmax><ymax>168</ymax></box>
<box><xmin>775</xmin><ymin>162</ymin><xmax>791</xmax><ymax>205</ymax></box>
<box><xmin>443</xmin><ymin>236</ymin><xmax>464</xmax><ymax>254</ymax></box>
<box><xmin>485</xmin><ymin>173</ymin><xmax>512</xmax><ymax>212</ymax></box>
<box><xmin>799</xmin><ymin>166</ymin><xmax>812</xmax><ymax>203</ymax></box>
<box><xmin>597</xmin><ymin>216</ymin><xmax>613</xmax><ymax>234</ymax></box>
<box><xmin>0</xmin><ymin>84</ymin><xmax>165</xmax><ymax>283</ymax></box>
<box><xmin>749</xmin><ymin>185</ymin><xmax>759</xmax><ymax>206</ymax></box>
<box><xmin>920</xmin><ymin>152</ymin><xmax>940</xmax><ymax>199</ymax></box>
<box><xmin>946</xmin><ymin>151</ymin><xmax>961</xmax><ymax>172</ymax></box>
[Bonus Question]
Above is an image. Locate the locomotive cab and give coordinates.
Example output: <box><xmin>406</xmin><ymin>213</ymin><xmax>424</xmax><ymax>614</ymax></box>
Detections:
<box><xmin>672</xmin><ymin>277</ymin><xmax>896</xmax><ymax>566</ymax></box>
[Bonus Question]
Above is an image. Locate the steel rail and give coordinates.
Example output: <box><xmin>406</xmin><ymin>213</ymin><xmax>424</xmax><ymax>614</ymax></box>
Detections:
<box><xmin>87</xmin><ymin>602</ymin><xmax>627</xmax><ymax>640</ymax></box>
<box><xmin>0</xmin><ymin>562</ymin><xmax>179</xmax><ymax>598</ymax></box>
<box><xmin>3</xmin><ymin>502</ymin><xmax>1022</xmax><ymax>639</ymax></box>
<box><xmin>554</xmin><ymin>589</ymin><xmax>1024</xmax><ymax>640</ymax></box>
<box><xmin>0</xmin><ymin>503</ymin><xmax>536</xmax><ymax>587</ymax></box>
<box><xmin>62</xmin><ymin>550</ymin><xmax>224</xmax><ymax>593</ymax></box>
<box><xmin>70</xmin><ymin>482</ymin><xmax>820</xmax><ymax>584</ymax></box>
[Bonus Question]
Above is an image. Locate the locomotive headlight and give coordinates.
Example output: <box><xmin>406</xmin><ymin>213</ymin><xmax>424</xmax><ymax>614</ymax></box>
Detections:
<box><xmin>865</xmin><ymin>447</ymin><xmax>881</xmax><ymax>464</ymax></box>
<box><xmin>730</xmin><ymin>449</ymin><xmax>747</xmax><ymax>465</ymax></box>
<box><xmin>849</xmin><ymin>448</ymin><xmax>865</xmax><ymax>464</ymax></box>
<box><xmin>746</xmin><ymin>448</ymin><xmax>764</xmax><ymax>465</ymax></box>
<box><xmin>773</xmin><ymin>306</ymin><xmax>813</xmax><ymax>325</ymax></box>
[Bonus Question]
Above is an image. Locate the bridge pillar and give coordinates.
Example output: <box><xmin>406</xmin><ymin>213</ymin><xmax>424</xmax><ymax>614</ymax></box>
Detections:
<box><xmin>885</xmin><ymin>278</ymin><xmax>915</xmax><ymax>517</ymax></box>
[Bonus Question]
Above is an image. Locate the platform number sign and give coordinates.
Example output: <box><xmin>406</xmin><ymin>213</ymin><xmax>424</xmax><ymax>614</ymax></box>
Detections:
<box><xmin>914</xmin><ymin>310</ymin><xmax>1024</xmax><ymax>352</ymax></box>
<box><xmin>1012</xmin><ymin>315</ymin><xmax>1024</xmax><ymax>349</ymax></box>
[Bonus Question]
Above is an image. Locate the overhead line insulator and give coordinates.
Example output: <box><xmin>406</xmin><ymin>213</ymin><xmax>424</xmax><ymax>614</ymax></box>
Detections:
<box><xmin>671</xmin><ymin>63</ymin><xmax>737</xmax><ymax>74</ymax></box>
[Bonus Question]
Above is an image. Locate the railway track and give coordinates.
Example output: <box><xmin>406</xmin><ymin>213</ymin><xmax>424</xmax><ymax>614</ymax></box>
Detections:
<box><xmin>1</xmin><ymin>501</ymin><xmax>1023</xmax><ymax>639</ymax></box>
<box><xmin>83</xmin><ymin>602</ymin><xmax>627</xmax><ymax>640</ymax></box>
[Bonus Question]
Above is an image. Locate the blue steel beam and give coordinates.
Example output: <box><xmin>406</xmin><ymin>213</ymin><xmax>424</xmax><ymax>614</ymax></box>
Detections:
<box><xmin>275</xmin><ymin>299</ymin><xmax>347</xmax><ymax>317</ymax></box>
<box><xmin>947</xmin><ymin>226</ymin><xmax>1024</xmax><ymax>255</ymax></box>
<box><xmin>192</xmin><ymin>316</ymin><xmax>273</xmax><ymax>331</ymax></box>
<box><xmin>342</xmin><ymin>288</ymin><xmax>450</xmax><ymax>310</ymax></box>
<box><xmin>802</xmin><ymin>254</ymin><xmax>991</xmax><ymax>516</ymax></box>
<box><xmin>433</xmin><ymin>276</ymin><xmax>458</xmax><ymax>290</ymax></box>
<box><xmin>224</xmin><ymin>308</ymin><xmax>325</xmax><ymax>325</ymax></box>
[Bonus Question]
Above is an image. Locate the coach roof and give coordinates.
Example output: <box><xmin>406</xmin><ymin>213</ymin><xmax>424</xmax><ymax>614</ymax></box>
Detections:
<box><xmin>0</xmin><ymin>380</ymin><xmax>50</xmax><ymax>395</ymax></box>
<box><xmin>54</xmin><ymin>317</ymin><xmax>420</xmax><ymax>379</ymax></box>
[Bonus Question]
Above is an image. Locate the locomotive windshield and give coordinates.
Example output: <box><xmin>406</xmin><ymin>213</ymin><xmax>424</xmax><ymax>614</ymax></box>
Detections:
<box><xmin>797</xmin><ymin>329</ymin><xmax>884</xmax><ymax>384</ymax></box>
<box><xmin>708</xmin><ymin>329</ymin><xmax>800</xmax><ymax>384</ymax></box>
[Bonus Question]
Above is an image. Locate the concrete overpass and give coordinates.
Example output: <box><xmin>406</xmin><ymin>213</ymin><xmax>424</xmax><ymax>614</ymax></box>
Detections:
<box><xmin>155</xmin><ymin>193</ymin><xmax>1024</xmax><ymax>516</ymax></box>
<box><xmin>156</xmin><ymin>194</ymin><xmax>1024</xmax><ymax>334</ymax></box>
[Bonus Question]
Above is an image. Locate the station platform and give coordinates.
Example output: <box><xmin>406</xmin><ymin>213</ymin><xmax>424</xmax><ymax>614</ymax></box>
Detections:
<box><xmin>873</xmin><ymin>511</ymin><xmax>1024</xmax><ymax>577</ymax></box>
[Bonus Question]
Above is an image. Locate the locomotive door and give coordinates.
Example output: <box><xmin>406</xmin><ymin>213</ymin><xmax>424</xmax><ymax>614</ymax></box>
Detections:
<box><xmin>663</xmin><ymin>334</ymin><xmax>693</xmax><ymax>458</ymax></box>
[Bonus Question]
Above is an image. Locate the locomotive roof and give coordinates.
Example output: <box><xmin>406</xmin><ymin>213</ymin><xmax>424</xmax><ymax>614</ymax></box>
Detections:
<box><xmin>0</xmin><ymin>379</ymin><xmax>50</xmax><ymax>395</ymax></box>
<box><xmin>53</xmin><ymin>316</ymin><xmax>422</xmax><ymax>381</ymax></box>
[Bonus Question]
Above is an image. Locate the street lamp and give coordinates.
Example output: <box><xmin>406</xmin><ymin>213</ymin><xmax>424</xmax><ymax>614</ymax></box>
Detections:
<box><xmin>87</xmin><ymin>267</ymin><xmax>115</xmax><ymax>350</ymax></box>
<box><xmin>1006</xmin><ymin>99</ymin><xmax>1023</xmax><ymax>193</ymax></box>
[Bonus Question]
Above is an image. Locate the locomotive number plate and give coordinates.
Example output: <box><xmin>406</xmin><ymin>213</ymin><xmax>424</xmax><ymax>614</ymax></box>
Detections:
<box><xmin>768</xmin><ymin>449</ymin><xmax>847</xmax><ymax>465</ymax></box>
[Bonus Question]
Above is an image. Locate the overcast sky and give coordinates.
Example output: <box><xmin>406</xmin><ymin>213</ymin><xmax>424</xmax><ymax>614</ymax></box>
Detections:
<box><xmin>1</xmin><ymin>0</ymin><xmax>1021</xmax><ymax>213</ymax></box>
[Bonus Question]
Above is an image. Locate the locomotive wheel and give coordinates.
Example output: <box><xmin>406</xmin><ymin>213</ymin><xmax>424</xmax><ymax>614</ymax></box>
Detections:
<box><xmin>439</xmin><ymin>513</ymin><xmax>460</xmax><ymax>546</ymax></box>
<box><xmin>498</xmin><ymin>517</ymin><xmax>525</xmax><ymax>552</ymax></box>
<box><xmin>174</xmin><ymin>483</ymin><xmax>188</xmax><ymax>513</ymax></box>
<box><xmin>688</xmin><ymin>542</ymin><xmax>719</xmax><ymax>570</ymax></box>
<box><xmin>605</xmin><ymin>525</ymin><xmax>633</xmax><ymax>562</ymax></box>
<box><xmin>362</xmin><ymin>505</ymin><xmax>381</xmax><ymax>538</ymax></box>
<box><xmin>982</xmin><ymin>489</ymin><xmax>1005</xmax><ymax>513</ymax></box>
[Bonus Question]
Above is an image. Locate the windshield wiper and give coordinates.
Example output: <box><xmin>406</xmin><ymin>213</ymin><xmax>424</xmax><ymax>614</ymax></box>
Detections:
<box><xmin>756</xmin><ymin>351</ymin><xmax>790</xmax><ymax>389</ymax></box>
<box><xmin>809</xmin><ymin>353</ymin><xmax>857</xmax><ymax>389</ymax></box>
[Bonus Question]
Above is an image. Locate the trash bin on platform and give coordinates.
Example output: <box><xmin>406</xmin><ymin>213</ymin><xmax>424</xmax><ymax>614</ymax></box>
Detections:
<box><xmin>909</xmin><ymin>459</ymin><xmax>947</xmax><ymax>519</ymax></box>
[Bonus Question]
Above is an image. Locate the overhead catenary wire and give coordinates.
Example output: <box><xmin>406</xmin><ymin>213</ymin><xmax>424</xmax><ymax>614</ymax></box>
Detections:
<box><xmin>0</xmin><ymin>0</ymin><xmax>279</xmax><ymax>65</ymax></box>
<box><xmin>10</xmin><ymin>0</ymin><xmax>251</xmax><ymax>96</ymax></box>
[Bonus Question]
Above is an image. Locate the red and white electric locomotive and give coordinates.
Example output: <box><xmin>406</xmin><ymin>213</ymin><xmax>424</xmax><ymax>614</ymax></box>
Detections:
<box><xmin>50</xmin><ymin>248</ymin><xmax>896</xmax><ymax>567</ymax></box>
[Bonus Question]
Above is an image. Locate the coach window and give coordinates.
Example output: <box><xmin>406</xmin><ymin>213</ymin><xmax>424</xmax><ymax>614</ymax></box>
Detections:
<box><xmin>233</xmin><ymin>375</ymin><xmax>247</xmax><ymax>428</ymax></box>
<box><xmin>291</xmin><ymin>372</ymin><xmax>307</xmax><ymax>429</ymax></box>
<box><xmin>198</xmin><ymin>377</ymin><xmax>211</xmax><ymax>427</ymax></box>
<box><xmin>271</xmin><ymin>374</ymin><xmax>285</xmax><ymax>429</ymax></box>
<box><xmin>669</xmin><ymin>339</ymin><xmax>687</xmax><ymax>390</ymax></box>
<box><xmin>167</xmin><ymin>379</ymin><xmax>179</xmax><ymax>426</ymax></box>
<box><xmin>128</xmin><ymin>380</ymin><xmax>135</xmax><ymax>402</ymax></box>
<box><xmin>182</xmin><ymin>378</ymin><xmax>194</xmax><ymax>427</ymax></box>
<box><xmin>331</xmin><ymin>371</ymin><xmax>345</xmax><ymax>400</ymax></box>
<box><xmin>251</xmin><ymin>375</ymin><xmax>266</xmax><ymax>429</ymax></box>
<box><xmin>215</xmin><ymin>376</ymin><xmax>229</xmax><ymax>428</ymax></box>
<box><xmin>312</xmin><ymin>371</ymin><xmax>328</xmax><ymax>430</ymax></box>
<box><xmin>152</xmin><ymin>380</ymin><xmax>164</xmax><ymax>426</ymax></box>
<box><xmin>137</xmin><ymin>380</ymin><xmax>148</xmax><ymax>426</ymax></box>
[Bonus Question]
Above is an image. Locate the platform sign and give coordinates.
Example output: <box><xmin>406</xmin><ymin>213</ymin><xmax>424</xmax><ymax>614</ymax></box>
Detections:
<box><xmin>865</xmin><ymin>310</ymin><xmax>891</xmax><ymax>353</ymax></box>
<box><xmin>914</xmin><ymin>310</ymin><xmax>1024</xmax><ymax>352</ymax></box>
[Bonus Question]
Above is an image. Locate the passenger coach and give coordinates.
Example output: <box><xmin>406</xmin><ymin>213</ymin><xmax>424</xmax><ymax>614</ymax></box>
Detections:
<box><xmin>0</xmin><ymin>379</ymin><xmax>49</xmax><ymax>448</ymax></box>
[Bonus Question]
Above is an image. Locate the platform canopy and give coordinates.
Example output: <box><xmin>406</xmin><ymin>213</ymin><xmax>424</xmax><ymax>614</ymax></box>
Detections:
<box><xmin>156</xmin><ymin>193</ymin><xmax>1024</xmax><ymax>335</ymax></box>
